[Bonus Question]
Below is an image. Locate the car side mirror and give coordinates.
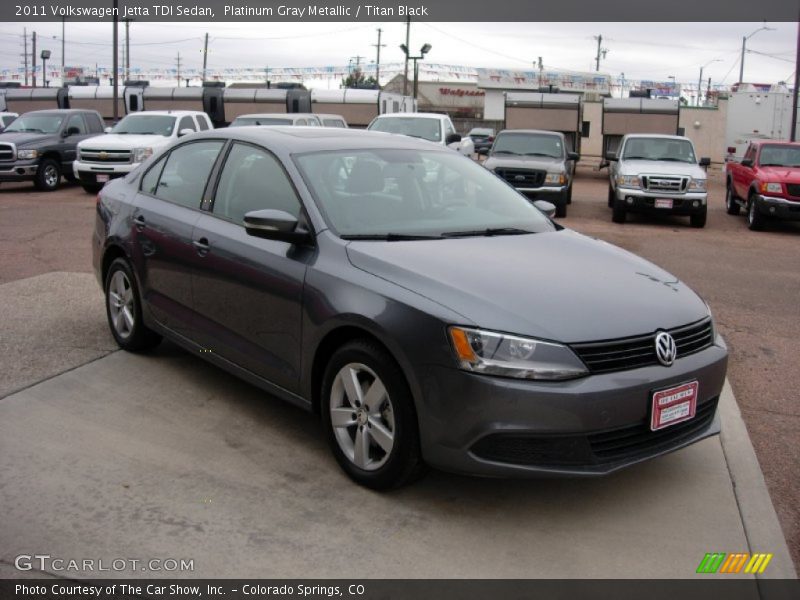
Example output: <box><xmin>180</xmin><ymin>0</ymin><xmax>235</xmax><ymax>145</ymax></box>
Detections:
<box><xmin>178</xmin><ymin>128</ymin><xmax>195</xmax><ymax>137</ymax></box>
<box><xmin>104</xmin><ymin>127</ymin><xmax>113</xmax><ymax>134</ymax></box>
<box><xmin>63</xmin><ymin>126</ymin><xmax>81</xmax><ymax>137</ymax></box>
<box><xmin>605</xmin><ymin>151</ymin><xmax>618</xmax><ymax>161</ymax></box>
<box><xmin>445</xmin><ymin>133</ymin><xmax>462</xmax><ymax>145</ymax></box>
<box><xmin>244</xmin><ymin>209</ymin><xmax>313</xmax><ymax>245</ymax></box>
<box><xmin>741</xmin><ymin>158</ymin><xmax>754</xmax><ymax>168</ymax></box>
<box><xmin>699</xmin><ymin>157</ymin><xmax>711</xmax><ymax>167</ymax></box>
<box><xmin>567</xmin><ymin>151</ymin><xmax>580</xmax><ymax>161</ymax></box>
<box><xmin>533</xmin><ymin>200</ymin><xmax>556</xmax><ymax>219</ymax></box>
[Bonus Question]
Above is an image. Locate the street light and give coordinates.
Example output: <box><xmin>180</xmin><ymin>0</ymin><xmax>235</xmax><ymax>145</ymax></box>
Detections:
<box><xmin>40</xmin><ymin>49</ymin><xmax>51</xmax><ymax>88</ymax></box>
<box><xmin>698</xmin><ymin>59</ymin><xmax>722</xmax><ymax>106</ymax></box>
<box><xmin>739</xmin><ymin>24</ymin><xmax>776</xmax><ymax>84</ymax></box>
<box><xmin>400</xmin><ymin>42</ymin><xmax>431</xmax><ymax>100</ymax></box>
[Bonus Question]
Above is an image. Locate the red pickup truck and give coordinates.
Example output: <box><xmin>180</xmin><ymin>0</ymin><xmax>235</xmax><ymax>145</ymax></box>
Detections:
<box><xmin>725</xmin><ymin>140</ymin><xmax>800</xmax><ymax>230</ymax></box>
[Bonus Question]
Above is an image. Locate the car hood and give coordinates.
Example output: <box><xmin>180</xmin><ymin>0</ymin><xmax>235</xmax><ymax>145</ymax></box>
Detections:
<box><xmin>759</xmin><ymin>165</ymin><xmax>800</xmax><ymax>183</ymax></box>
<box><xmin>78</xmin><ymin>133</ymin><xmax>173</xmax><ymax>149</ymax></box>
<box><xmin>484</xmin><ymin>155</ymin><xmax>564</xmax><ymax>171</ymax></box>
<box><xmin>619</xmin><ymin>159</ymin><xmax>706</xmax><ymax>178</ymax></box>
<box><xmin>346</xmin><ymin>230</ymin><xmax>709</xmax><ymax>343</ymax></box>
<box><xmin>0</xmin><ymin>131</ymin><xmax>54</xmax><ymax>146</ymax></box>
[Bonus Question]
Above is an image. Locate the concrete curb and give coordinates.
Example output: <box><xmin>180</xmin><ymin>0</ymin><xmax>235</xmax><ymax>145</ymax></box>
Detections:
<box><xmin>718</xmin><ymin>379</ymin><xmax>797</xmax><ymax>579</ymax></box>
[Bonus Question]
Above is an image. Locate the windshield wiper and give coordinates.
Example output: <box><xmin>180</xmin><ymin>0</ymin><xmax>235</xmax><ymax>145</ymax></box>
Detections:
<box><xmin>341</xmin><ymin>233</ymin><xmax>442</xmax><ymax>241</ymax></box>
<box><xmin>659</xmin><ymin>157</ymin><xmax>691</xmax><ymax>162</ymax></box>
<box><xmin>523</xmin><ymin>152</ymin><xmax>559</xmax><ymax>158</ymax></box>
<box><xmin>492</xmin><ymin>150</ymin><xmax>522</xmax><ymax>155</ymax></box>
<box><xmin>441</xmin><ymin>227</ymin><xmax>534</xmax><ymax>238</ymax></box>
<box><xmin>759</xmin><ymin>163</ymin><xmax>785</xmax><ymax>167</ymax></box>
<box><xmin>623</xmin><ymin>156</ymin><xmax>650</xmax><ymax>160</ymax></box>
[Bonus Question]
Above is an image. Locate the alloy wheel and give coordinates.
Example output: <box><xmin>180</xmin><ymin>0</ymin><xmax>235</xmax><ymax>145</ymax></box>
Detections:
<box><xmin>108</xmin><ymin>270</ymin><xmax>135</xmax><ymax>339</ymax></box>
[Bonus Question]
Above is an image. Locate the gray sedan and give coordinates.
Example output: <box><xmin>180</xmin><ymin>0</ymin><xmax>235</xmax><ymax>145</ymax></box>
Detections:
<box><xmin>93</xmin><ymin>127</ymin><xmax>727</xmax><ymax>489</ymax></box>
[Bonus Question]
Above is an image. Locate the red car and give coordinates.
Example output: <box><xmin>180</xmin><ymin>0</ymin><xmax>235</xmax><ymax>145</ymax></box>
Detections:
<box><xmin>725</xmin><ymin>140</ymin><xmax>800</xmax><ymax>230</ymax></box>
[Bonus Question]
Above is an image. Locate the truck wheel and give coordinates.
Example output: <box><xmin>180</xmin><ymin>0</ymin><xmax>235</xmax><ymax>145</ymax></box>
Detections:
<box><xmin>747</xmin><ymin>194</ymin><xmax>765</xmax><ymax>231</ymax></box>
<box><xmin>612</xmin><ymin>201</ymin><xmax>626</xmax><ymax>224</ymax></box>
<box><xmin>608</xmin><ymin>185</ymin><xmax>615</xmax><ymax>208</ymax></box>
<box><xmin>82</xmin><ymin>183</ymin><xmax>104</xmax><ymax>194</ymax></box>
<box><xmin>690</xmin><ymin>208</ymin><xmax>707</xmax><ymax>228</ymax></box>
<box><xmin>555</xmin><ymin>200</ymin><xmax>567</xmax><ymax>218</ymax></box>
<box><xmin>566</xmin><ymin>183</ymin><xmax>573</xmax><ymax>205</ymax></box>
<box><xmin>34</xmin><ymin>158</ymin><xmax>61</xmax><ymax>192</ymax></box>
<box><xmin>725</xmin><ymin>182</ymin><xmax>740</xmax><ymax>215</ymax></box>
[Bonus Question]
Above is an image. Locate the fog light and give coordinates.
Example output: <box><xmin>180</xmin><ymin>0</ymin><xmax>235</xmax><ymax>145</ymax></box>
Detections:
<box><xmin>769</xmin><ymin>206</ymin><xmax>776</xmax><ymax>213</ymax></box>
<box><xmin>626</xmin><ymin>197</ymin><xmax>634</xmax><ymax>205</ymax></box>
<box><xmin>16</xmin><ymin>168</ymin><xmax>25</xmax><ymax>175</ymax></box>
<box><xmin>693</xmin><ymin>200</ymin><xmax>700</xmax><ymax>208</ymax></box>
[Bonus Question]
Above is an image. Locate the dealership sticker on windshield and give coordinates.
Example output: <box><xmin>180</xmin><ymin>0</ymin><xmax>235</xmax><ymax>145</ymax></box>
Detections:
<box><xmin>654</xmin><ymin>198</ymin><xmax>673</xmax><ymax>209</ymax></box>
<box><xmin>651</xmin><ymin>381</ymin><xmax>698</xmax><ymax>431</ymax></box>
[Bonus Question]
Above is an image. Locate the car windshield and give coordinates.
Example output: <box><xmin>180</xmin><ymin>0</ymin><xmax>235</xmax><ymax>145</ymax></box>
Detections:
<box><xmin>112</xmin><ymin>115</ymin><xmax>176</xmax><ymax>136</ymax></box>
<box><xmin>622</xmin><ymin>137</ymin><xmax>697</xmax><ymax>163</ymax></box>
<box><xmin>4</xmin><ymin>114</ymin><xmax>64</xmax><ymax>134</ymax></box>
<box><xmin>491</xmin><ymin>133</ymin><xmax>563</xmax><ymax>158</ymax></box>
<box><xmin>468</xmin><ymin>128</ymin><xmax>494</xmax><ymax>137</ymax></box>
<box><xmin>759</xmin><ymin>145</ymin><xmax>800</xmax><ymax>167</ymax></box>
<box><xmin>231</xmin><ymin>117</ymin><xmax>294</xmax><ymax>127</ymax></box>
<box><xmin>294</xmin><ymin>148</ymin><xmax>556</xmax><ymax>238</ymax></box>
<box><xmin>368</xmin><ymin>117</ymin><xmax>441</xmax><ymax>143</ymax></box>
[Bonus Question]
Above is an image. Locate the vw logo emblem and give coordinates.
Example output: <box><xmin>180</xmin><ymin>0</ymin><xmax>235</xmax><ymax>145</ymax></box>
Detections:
<box><xmin>655</xmin><ymin>332</ymin><xmax>677</xmax><ymax>367</ymax></box>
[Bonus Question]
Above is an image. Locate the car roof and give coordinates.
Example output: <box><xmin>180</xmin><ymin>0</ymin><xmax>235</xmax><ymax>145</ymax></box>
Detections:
<box><xmin>234</xmin><ymin>113</ymin><xmax>319</xmax><ymax>119</ymax></box>
<box><xmin>497</xmin><ymin>129</ymin><xmax>564</xmax><ymax>137</ymax></box>
<box><xmin>125</xmin><ymin>110</ymin><xmax>207</xmax><ymax>117</ymax></box>
<box><xmin>751</xmin><ymin>140</ymin><xmax>800</xmax><ymax>148</ymax></box>
<box><xmin>185</xmin><ymin>126</ymin><xmax>448</xmax><ymax>153</ymax></box>
<box><xmin>314</xmin><ymin>113</ymin><xmax>346</xmax><ymax>120</ymax></box>
<box><xmin>623</xmin><ymin>133</ymin><xmax>692</xmax><ymax>142</ymax></box>
<box><xmin>372</xmin><ymin>112</ymin><xmax>445</xmax><ymax>120</ymax></box>
<box><xmin>22</xmin><ymin>109</ymin><xmax>100</xmax><ymax>116</ymax></box>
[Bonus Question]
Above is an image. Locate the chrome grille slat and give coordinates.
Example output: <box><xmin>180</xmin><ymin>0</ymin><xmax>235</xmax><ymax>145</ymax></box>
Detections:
<box><xmin>642</xmin><ymin>174</ymin><xmax>688</xmax><ymax>193</ymax></box>
<box><xmin>79</xmin><ymin>148</ymin><xmax>132</xmax><ymax>164</ymax></box>
<box><xmin>0</xmin><ymin>143</ymin><xmax>15</xmax><ymax>161</ymax></box>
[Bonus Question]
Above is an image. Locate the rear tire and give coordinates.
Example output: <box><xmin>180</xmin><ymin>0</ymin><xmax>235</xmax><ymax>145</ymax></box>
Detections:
<box><xmin>104</xmin><ymin>258</ymin><xmax>162</xmax><ymax>352</ymax></box>
<box><xmin>747</xmin><ymin>193</ymin><xmax>765</xmax><ymax>231</ymax></box>
<box><xmin>725</xmin><ymin>182</ymin><xmax>740</xmax><ymax>215</ymax></box>
<box><xmin>34</xmin><ymin>158</ymin><xmax>61</xmax><ymax>192</ymax></box>
<box><xmin>321</xmin><ymin>339</ymin><xmax>426</xmax><ymax>490</ymax></box>
<box><xmin>690</xmin><ymin>208</ymin><xmax>707</xmax><ymax>228</ymax></box>
<box><xmin>612</xmin><ymin>201</ymin><xmax>626</xmax><ymax>223</ymax></box>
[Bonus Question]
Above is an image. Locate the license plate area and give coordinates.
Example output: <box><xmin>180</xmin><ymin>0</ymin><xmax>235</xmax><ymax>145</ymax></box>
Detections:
<box><xmin>651</xmin><ymin>381</ymin><xmax>698</xmax><ymax>431</ymax></box>
<box><xmin>654</xmin><ymin>198</ymin><xmax>673</xmax><ymax>209</ymax></box>
<box><xmin>96</xmin><ymin>174</ymin><xmax>109</xmax><ymax>183</ymax></box>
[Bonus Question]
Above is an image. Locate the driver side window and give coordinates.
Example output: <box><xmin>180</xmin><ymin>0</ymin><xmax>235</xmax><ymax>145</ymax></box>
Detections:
<box><xmin>66</xmin><ymin>114</ymin><xmax>87</xmax><ymax>135</ymax></box>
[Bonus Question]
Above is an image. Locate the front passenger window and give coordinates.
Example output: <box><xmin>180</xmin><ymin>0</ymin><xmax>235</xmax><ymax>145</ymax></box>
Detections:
<box><xmin>154</xmin><ymin>141</ymin><xmax>223</xmax><ymax>209</ymax></box>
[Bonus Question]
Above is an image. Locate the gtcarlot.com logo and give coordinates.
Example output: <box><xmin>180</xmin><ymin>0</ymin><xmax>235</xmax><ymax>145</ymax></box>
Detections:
<box><xmin>696</xmin><ymin>552</ymin><xmax>773</xmax><ymax>574</ymax></box>
<box><xmin>15</xmin><ymin>554</ymin><xmax>194</xmax><ymax>573</ymax></box>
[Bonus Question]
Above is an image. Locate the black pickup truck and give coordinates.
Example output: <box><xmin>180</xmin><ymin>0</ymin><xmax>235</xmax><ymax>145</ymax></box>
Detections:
<box><xmin>0</xmin><ymin>109</ymin><xmax>105</xmax><ymax>191</ymax></box>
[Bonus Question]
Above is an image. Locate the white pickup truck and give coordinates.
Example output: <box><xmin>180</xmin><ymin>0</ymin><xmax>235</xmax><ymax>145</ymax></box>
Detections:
<box><xmin>367</xmin><ymin>112</ymin><xmax>475</xmax><ymax>157</ymax></box>
<box><xmin>73</xmin><ymin>110</ymin><xmax>213</xmax><ymax>193</ymax></box>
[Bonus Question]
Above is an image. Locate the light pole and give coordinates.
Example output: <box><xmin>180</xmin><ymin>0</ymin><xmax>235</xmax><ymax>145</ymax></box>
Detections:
<box><xmin>40</xmin><ymin>49</ymin><xmax>51</xmax><ymax>87</ymax></box>
<box><xmin>698</xmin><ymin>59</ymin><xmax>722</xmax><ymax>106</ymax></box>
<box><xmin>400</xmin><ymin>42</ymin><xmax>431</xmax><ymax>100</ymax></box>
<box><xmin>739</xmin><ymin>24</ymin><xmax>776</xmax><ymax>84</ymax></box>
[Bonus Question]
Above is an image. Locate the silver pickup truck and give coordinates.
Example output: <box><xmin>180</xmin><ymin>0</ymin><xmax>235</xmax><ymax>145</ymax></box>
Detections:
<box><xmin>607</xmin><ymin>134</ymin><xmax>711</xmax><ymax>228</ymax></box>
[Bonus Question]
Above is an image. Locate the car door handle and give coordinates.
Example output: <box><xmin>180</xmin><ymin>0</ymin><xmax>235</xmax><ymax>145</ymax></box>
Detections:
<box><xmin>193</xmin><ymin>238</ymin><xmax>210</xmax><ymax>256</ymax></box>
<box><xmin>133</xmin><ymin>215</ymin><xmax>146</xmax><ymax>231</ymax></box>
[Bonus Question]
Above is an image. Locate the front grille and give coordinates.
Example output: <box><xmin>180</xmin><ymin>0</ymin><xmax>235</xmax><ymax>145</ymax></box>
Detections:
<box><xmin>786</xmin><ymin>184</ymin><xmax>800</xmax><ymax>198</ymax></box>
<box><xmin>470</xmin><ymin>397</ymin><xmax>718</xmax><ymax>467</ymax></box>
<box><xmin>570</xmin><ymin>318</ymin><xmax>714</xmax><ymax>375</ymax></box>
<box><xmin>79</xmin><ymin>148</ymin><xmax>132</xmax><ymax>164</ymax></box>
<box><xmin>494</xmin><ymin>168</ymin><xmax>546</xmax><ymax>188</ymax></box>
<box><xmin>642</xmin><ymin>175</ymin><xmax>688</xmax><ymax>193</ymax></box>
<box><xmin>0</xmin><ymin>143</ymin><xmax>14</xmax><ymax>161</ymax></box>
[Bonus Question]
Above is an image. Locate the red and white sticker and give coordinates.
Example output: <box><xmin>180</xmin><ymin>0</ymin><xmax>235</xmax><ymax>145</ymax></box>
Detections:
<box><xmin>654</xmin><ymin>198</ymin><xmax>673</xmax><ymax>209</ymax></box>
<box><xmin>651</xmin><ymin>381</ymin><xmax>698</xmax><ymax>431</ymax></box>
<box><xmin>96</xmin><ymin>174</ymin><xmax>109</xmax><ymax>183</ymax></box>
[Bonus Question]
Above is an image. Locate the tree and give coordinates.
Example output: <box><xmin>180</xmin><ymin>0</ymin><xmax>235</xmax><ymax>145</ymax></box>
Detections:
<box><xmin>342</xmin><ymin>68</ymin><xmax>378</xmax><ymax>89</ymax></box>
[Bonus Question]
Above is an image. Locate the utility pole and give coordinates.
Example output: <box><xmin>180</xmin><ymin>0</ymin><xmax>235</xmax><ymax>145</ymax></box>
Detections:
<box><xmin>403</xmin><ymin>16</ymin><xmax>410</xmax><ymax>95</ymax></box>
<box><xmin>697</xmin><ymin>67</ymin><xmax>703</xmax><ymax>106</ymax></box>
<box><xmin>792</xmin><ymin>14</ymin><xmax>799</xmax><ymax>141</ymax></box>
<box><xmin>32</xmin><ymin>31</ymin><xmax>37</xmax><ymax>87</ymax></box>
<box><xmin>373</xmin><ymin>28</ymin><xmax>385</xmax><ymax>88</ymax></box>
<box><xmin>176</xmin><ymin>52</ymin><xmax>182</xmax><ymax>86</ymax></box>
<box><xmin>61</xmin><ymin>17</ymin><xmax>65</xmax><ymax>86</ymax></box>
<box><xmin>112</xmin><ymin>0</ymin><xmax>118</xmax><ymax>121</ymax></box>
<box><xmin>594</xmin><ymin>34</ymin><xmax>607</xmax><ymax>72</ymax></box>
<box><xmin>22</xmin><ymin>28</ymin><xmax>28</xmax><ymax>86</ymax></box>
<box><xmin>202</xmin><ymin>32</ymin><xmax>209</xmax><ymax>82</ymax></box>
<box><xmin>124</xmin><ymin>18</ymin><xmax>131</xmax><ymax>81</ymax></box>
<box><xmin>264</xmin><ymin>66</ymin><xmax>270</xmax><ymax>88</ymax></box>
<box><xmin>537</xmin><ymin>56</ymin><xmax>543</xmax><ymax>87</ymax></box>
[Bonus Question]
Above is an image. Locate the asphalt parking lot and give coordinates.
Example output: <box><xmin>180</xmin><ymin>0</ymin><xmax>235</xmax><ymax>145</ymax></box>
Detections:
<box><xmin>0</xmin><ymin>165</ymin><xmax>797</xmax><ymax>578</ymax></box>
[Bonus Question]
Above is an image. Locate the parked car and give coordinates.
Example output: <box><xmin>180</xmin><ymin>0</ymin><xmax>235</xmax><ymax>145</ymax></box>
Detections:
<box><xmin>0</xmin><ymin>109</ymin><xmax>104</xmax><ymax>191</ymax></box>
<box><xmin>483</xmin><ymin>129</ymin><xmax>578</xmax><ymax>218</ymax></box>
<box><xmin>229</xmin><ymin>113</ymin><xmax>322</xmax><ymax>127</ymax></box>
<box><xmin>367</xmin><ymin>112</ymin><xmax>475</xmax><ymax>157</ymax></box>
<box><xmin>94</xmin><ymin>127</ymin><xmax>727</xmax><ymax>489</ymax></box>
<box><xmin>0</xmin><ymin>111</ymin><xmax>18</xmax><ymax>131</ymax></box>
<box><xmin>608</xmin><ymin>134</ymin><xmax>711</xmax><ymax>228</ymax></box>
<box><xmin>724</xmin><ymin>140</ymin><xmax>800</xmax><ymax>230</ymax></box>
<box><xmin>315</xmin><ymin>113</ymin><xmax>348</xmax><ymax>128</ymax></box>
<box><xmin>73</xmin><ymin>110</ymin><xmax>213</xmax><ymax>194</ymax></box>
<box><xmin>467</xmin><ymin>127</ymin><xmax>495</xmax><ymax>155</ymax></box>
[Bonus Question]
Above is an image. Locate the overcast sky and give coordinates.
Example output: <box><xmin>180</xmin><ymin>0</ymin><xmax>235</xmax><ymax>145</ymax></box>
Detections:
<box><xmin>0</xmin><ymin>21</ymin><xmax>795</xmax><ymax>88</ymax></box>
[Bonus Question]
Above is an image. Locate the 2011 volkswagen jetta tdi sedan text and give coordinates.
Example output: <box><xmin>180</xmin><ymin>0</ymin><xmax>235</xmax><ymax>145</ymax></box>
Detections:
<box><xmin>93</xmin><ymin>127</ymin><xmax>728</xmax><ymax>489</ymax></box>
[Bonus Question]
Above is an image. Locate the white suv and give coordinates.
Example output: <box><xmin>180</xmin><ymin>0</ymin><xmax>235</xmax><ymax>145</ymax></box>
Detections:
<box><xmin>74</xmin><ymin>110</ymin><xmax>213</xmax><ymax>193</ymax></box>
<box><xmin>367</xmin><ymin>112</ymin><xmax>474</xmax><ymax>157</ymax></box>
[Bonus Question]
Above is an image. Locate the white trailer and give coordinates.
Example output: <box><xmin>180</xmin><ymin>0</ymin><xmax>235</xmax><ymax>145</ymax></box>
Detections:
<box><xmin>724</xmin><ymin>84</ymin><xmax>795</xmax><ymax>161</ymax></box>
<box><xmin>311</xmin><ymin>89</ymin><xmax>414</xmax><ymax>128</ymax></box>
<box><xmin>602</xmin><ymin>97</ymin><xmax>681</xmax><ymax>161</ymax></box>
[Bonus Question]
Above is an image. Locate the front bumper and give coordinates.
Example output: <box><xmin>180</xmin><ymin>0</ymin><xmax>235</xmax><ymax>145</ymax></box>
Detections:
<box><xmin>73</xmin><ymin>159</ymin><xmax>137</xmax><ymax>184</ymax></box>
<box><xmin>614</xmin><ymin>187</ymin><xmax>707</xmax><ymax>215</ymax></box>
<box><xmin>755</xmin><ymin>195</ymin><xmax>800</xmax><ymax>221</ymax></box>
<box><xmin>416</xmin><ymin>339</ymin><xmax>727</xmax><ymax>477</ymax></box>
<box><xmin>517</xmin><ymin>185</ymin><xmax>568</xmax><ymax>205</ymax></box>
<box><xmin>0</xmin><ymin>161</ymin><xmax>38</xmax><ymax>182</ymax></box>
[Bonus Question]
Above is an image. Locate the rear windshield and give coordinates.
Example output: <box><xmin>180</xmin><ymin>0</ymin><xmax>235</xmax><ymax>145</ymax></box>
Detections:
<box><xmin>368</xmin><ymin>117</ymin><xmax>441</xmax><ymax>143</ymax></box>
<box><xmin>112</xmin><ymin>115</ymin><xmax>176</xmax><ymax>136</ymax></box>
<box><xmin>231</xmin><ymin>117</ymin><xmax>293</xmax><ymax>127</ymax></box>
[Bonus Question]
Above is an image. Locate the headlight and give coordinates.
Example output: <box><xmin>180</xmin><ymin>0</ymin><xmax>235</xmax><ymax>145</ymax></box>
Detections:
<box><xmin>760</xmin><ymin>182</ymin><xmax>783</xmax><ymax>194</ymax></box>
<box><xmin>133</xmin><ymin>147</ymin><xmax>153</xmax><ymax>163</ymax></box>
<box><xmin>544</xmin><ymin>172</ymin><xmax>566</xmax><ymax>185</ymax></box>
<box><xmin>688</xmin><ymin>178</ymin><xmax>707</xmax><ymax>191</ymax></box>
<box><xmin>616</xmin><ymin>174</ymin><xmax>640</xmax><ymax>188</ymax></box>
<box><xmin>448</xmin><ymin>326</ymin><xmax>588</xmax><ymax>381</ymax></box>
<box><xmin>17</xmin><ymin>149</ymin><xmax>38</xmax><ymax>159</ymax></box>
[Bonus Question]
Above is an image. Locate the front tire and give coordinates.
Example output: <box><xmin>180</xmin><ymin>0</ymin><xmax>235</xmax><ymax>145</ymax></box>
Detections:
<box><xmin>726</xmin><ymin>182</ymin><xmax>740</xmax><ymax>215</ymax></box>
<box><xmin>690</xmin><ymin>208</ymin><xmax>707</xmax><ymax>228</ymax></box>
<box><xmin>321</xmin><ymin>339</ymin><xmax>425</xmax><ymax>490</ymax></box>
<box><xmin>608</xmin><ymin>184</ymin><xmax>615</xmax><ymax>208</ymax></box>
<box><xmin>612</xmin><ymin>201</ymin><xmax>627</xmax><ymax>223</ymax></box>
<box><xmin>747</xmin><ymin>193</ymin><xmax>765</xmax><ymax>231</ymax></box>
<box><xmin>34</xmin><ymin>158</ymin><xmax>61</xmax><ymax>192</ymax></box>
<box><xmin>555</xmin><ymin>199</ymin><xmax>567</xmax><ymax>218</ymax></box>
<box><xmin>104</xmin><ymin>258</ymin><xmax>162</xmax><ymax>351</ymax></box>
<box><xmin>82</xmin><ymin>183</ymin><xmax>104</xmax><ymax>194</ymax></box>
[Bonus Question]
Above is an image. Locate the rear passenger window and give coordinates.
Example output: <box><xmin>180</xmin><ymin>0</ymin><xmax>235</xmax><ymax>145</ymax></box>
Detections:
<box><xmin>196</xmin><ymin>116</ymin><xmax>209</xmax><ymax>131</ymax></box>
<box><xmin>153</xmin><ymin>141</ymin><xmax>224</xmax><ymax>209</ymax></box>
<box><xmin>141</xmin><ymin>154</ymin><xmax>167</xmax><ymax>195</ymax></box>
<box><xmin>212</xmin><ymin>143</ymin><xmax>301</xmax><ymax>225</ymax></box>
<box><xmin>85</xmin><ymin>113</ymin><xmax>103</xmax><ymax>133</ymax></box>
<box><xmin>66</xmin><ymin>114</ymin><xmax>87</xmax><ymax>135</ymax></box>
